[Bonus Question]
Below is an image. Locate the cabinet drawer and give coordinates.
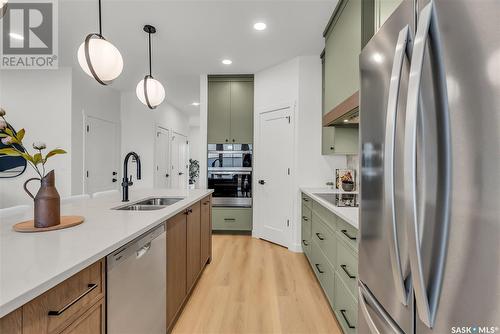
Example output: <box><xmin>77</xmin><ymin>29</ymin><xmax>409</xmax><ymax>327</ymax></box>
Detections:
<box><xmin>311</xmin><ymin>241</ymin><xmax>335</xmax><ymax>309</ymax></box>
<box><xmin>312</xmin><ymin>201</ymin><xmax>337</xmax><ymax>231</ymax></box>
<box><xmin>336</xmin><ymin>236</ymin><xmax>358</xmax><ymax>297</ymax></box>
<box><xmin>23</xmin><ymin>259</ymin><xmax>105</xmax><ymax>334</ymax></box>
<box><xmin>301</xmin><ymin>214</ymin><xmax>312</xmax><ymax>242</ymax></box>
<box><xmin>60</xmin><ymin>298</ymin><xmax>104</xmax><ymax>334</ymax></box>
<box><xmin>311</xmin><ymin>213</ymin><xmax>336</xmax><ymax>267</ymax></box>
<box><xmin>336</xmin><ymin>218</ymin><xmax>358</xmax><ymax>251</ymax></box>
<box><xmin>301</xmin><ymin>203</ymin><xmax>312</xmax><ymax>222</ymax></box>
<box><xmin>212</xmin><ymin>207</ymin><xmax>252</xmax><ymax>231</ymax></box>
<box><xmin>301</xmin><ymin>193</ymin><xmax>312</xmax><ymax>210</ymax></box>
<box><xmin>334</xmin><ymin>271</ymin><xmax>358</xmax><ymax>334</ymax></box>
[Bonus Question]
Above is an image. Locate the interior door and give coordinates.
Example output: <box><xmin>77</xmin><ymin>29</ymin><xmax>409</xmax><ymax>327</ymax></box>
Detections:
<box><xmin>170</xmin><ymin>133</ymin><xmax>188</xmax><ymax>189</ymax></box>
<box><xmin>256</xmin><ymin>106</ymin><xmax>293</xmax><ymax>248</ymax></box>
<box><xmin>155</xmin><ymin>127</ymin><xmax>171</xmax><ymax>189</ymax></box>
<box><xmin>85</xmin><ymin>116</ymin><xmax>118</xmax><ymax>194</ymax></box>
<box><xmin>409</xmin><ymin>1</ymin><xmax>500</xmax><ymax>333</ymax></box>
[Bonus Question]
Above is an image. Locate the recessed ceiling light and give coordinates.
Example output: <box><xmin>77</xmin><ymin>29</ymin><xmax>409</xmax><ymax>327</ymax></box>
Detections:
<box><xmin>222</xmin><ymin>59</ymin><xmax>232</xmax><ymax>65</ymax></box>
<box><xmin>191</xmin><ymin>102</ymin><xmax>200</xmax><ymax>106</ymax></box>
<box><xmin>9</xmin><ymin>32</ymin><xmax>24</xmax><ymax>41</ymax></box>
<box><xmin>253</xmin><ymin>22</ymin><xmax>267</xmax><ymax>31</ymax></box>
<box><xmin>343</xmin><ymin>119</ymin><xmax>349</xmax><ymax>123</ymax></box>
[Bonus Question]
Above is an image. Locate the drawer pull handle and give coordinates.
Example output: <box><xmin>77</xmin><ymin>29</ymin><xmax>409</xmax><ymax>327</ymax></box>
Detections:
<box><xmin>302</xmin><ymin>216</ymin><xmax>309</xmax><ymax>221</ymax></box>
<box><xmin>48</xmin><ymin>283</ymin><xmax>98</xmax><ymax>316</ymax></box>
<box><xmin>315</xmin><ymin>232</ymin><xmax>325</xmax><ymax>241</ymax></box>
<box><xmin>303</xmin><ymin>198</ymin><xmax>309</xmax><ymax>202</ymax></box>
<box><xmin>224</xmin><ymin>218</ymin><xmax>236</xmax><ymax>221</ymax></box>
<box><xmin>302</xmin><ymin>239</ymin><xmax>309</xmax><ymax>246</ymax></box>
<box><xmin>341</xmin><ymin>229</ymin><xmax>357</xmax><ymax>240</ymax></box>
<box><xmin>340</xmin><ymin>309</ymin><xmax>356</xmax><ymax>329</ymax></box>
<box><xmin>314</xmin><ymin>263</ymin><xmax>324</xmax><ymax>274</ymax></box>
<box><xmin>203</xmin><ymin>201</ymin><xmax>209</xmax><ymax>205</ymax></box>
<box><xmin>341</xmin><ymin>264</ymin><xmax>356</xmax><ymax>279</ymax></box>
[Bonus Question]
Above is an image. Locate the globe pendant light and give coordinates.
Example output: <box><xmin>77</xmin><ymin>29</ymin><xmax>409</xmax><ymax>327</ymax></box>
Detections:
<box><xmin>0</xmin><ymin>0</ymin><xmax>8</xmax><ymax>18</ymax></box>
<box><xmin>77</xmin><ymin>0</ymin><xmax>123</xmax><ymax>85</ymax></box>
<box><xmin>136</xmin><ymin>25</ymin><xmax>165</xmax><ymax>109</ymax></box>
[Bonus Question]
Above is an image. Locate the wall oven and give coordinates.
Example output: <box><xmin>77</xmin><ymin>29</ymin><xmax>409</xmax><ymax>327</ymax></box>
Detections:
<box><xmin>207</xmin><ymin>144</ymin><xmax>252</xmax><ymax>207</ymax></box>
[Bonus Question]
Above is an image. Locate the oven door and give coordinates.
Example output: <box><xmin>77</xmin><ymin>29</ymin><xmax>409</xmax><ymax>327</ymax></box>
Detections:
<box><xmin>208</xmin><ymin>169</ymin><xmax>252</xmax><ymax>207</ymax></box>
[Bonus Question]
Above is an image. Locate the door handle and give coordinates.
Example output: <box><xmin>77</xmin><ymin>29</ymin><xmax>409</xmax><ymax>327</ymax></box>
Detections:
<box><xmin>315</xmin><ymin>232</ymin><xmax>325</xmax><ymax>241</ymax></box>
<box><xmin>178</xmin><ymin>172</ymin><xmax>184</xmax><ymax>175</ymax></box>
<box><xmin>340</xmin><ymin>310</ymin><xmax>355</xmax><ymax>329</ymax></box>
<box><xmin>384</xmin><ymin>24</ymin><xmax>412</xmax><ymax>307</ymax></box>
<box><xmin>340</xmin><ymin>264</ymin><xmax>356</xmax><ymax>279</ymax></box>
<box><xmin>314</xmin><ymin>263</ymin><xmax>324</xmax><ymax>274</ymax></box>
<box><xmin>112</xmin><ymin>178</ymin><xmax>117</xmax><ymax>182</ymax></box>
<box><xmin>136</xmin><ymin>242</ymin><xmax>151</xmax><ymax>259</ymax></box>
<box><xmin>404</xmin><ymin>1</ymin><xmax>451</xmax><ymax>328</ymax></box>
<box><xmin>358</xmin><ymin>281</ymin><xmax>404</xmax><ymax>334</ymax></box>
<box><xmin>258</xmin><ymin>180</ymin><xmax>265</xmax><ymax>185</ymax></box>
<box><xmin>165</xmin><ymin>174</ymin><xmax>169</xmax><ymax>178</ymax></box>
<box><xmin>48</xmin><ymin>283</ymin><xmax>98</xmax><ymax>316</ymax></box>
<box><xmin>302</xmin><ymin>240</ymin><xmax>309</xmax><ymax>246</ymax></box>
<box><xmin>341</xmin><ymin>229</ymin><xmax>356</xmax><ymax>240</ymax></box>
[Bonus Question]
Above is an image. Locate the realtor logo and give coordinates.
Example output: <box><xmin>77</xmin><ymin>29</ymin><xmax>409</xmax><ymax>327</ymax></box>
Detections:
<box><xmin>1</xmin><ymin>0</ymin><xmax>58</xmax><ymax>69</ymax></box>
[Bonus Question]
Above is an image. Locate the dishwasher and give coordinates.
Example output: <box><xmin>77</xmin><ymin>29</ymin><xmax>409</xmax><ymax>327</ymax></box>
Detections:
<box><xmin>107</xmin><ymin>223</ymin><xmax>166</xmax><ymax>334</ymax></box>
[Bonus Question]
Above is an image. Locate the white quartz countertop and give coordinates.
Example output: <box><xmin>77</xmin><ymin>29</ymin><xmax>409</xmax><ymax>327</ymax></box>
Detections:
<box><xmin>0</xmin><ymin>188</ymin><xmax>213</xmax><ymax>318</ymax></box>
<box><xmin>300</xmin><ymin>188</ymin><xmax>359</xmax><ymax>229</ymax></box>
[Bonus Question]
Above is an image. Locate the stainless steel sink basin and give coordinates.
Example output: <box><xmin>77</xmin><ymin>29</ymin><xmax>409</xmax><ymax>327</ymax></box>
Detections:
<box><xmin>135</xmin><ymin>197</ymin><xmax>184</xmax><ymax>206</ymax></box>
<box><xmin>116</xmin><ymin>205</ymin><xmax>166</xmax><ymax>211</ymax></box>
<box><xmin>113</xmin><ymin>197</ymin><xmax>184</xmax><ymax>211</ymax></box>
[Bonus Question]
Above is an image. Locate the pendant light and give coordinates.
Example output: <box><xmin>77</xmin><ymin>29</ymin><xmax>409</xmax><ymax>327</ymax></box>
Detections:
<box><xmin>136</xmin><ymin>25</ymin><xmax>165</xmax><ymax>109</ymax></box>
<box><xmin>77</xmin><ymin>0</ymin><xmax>123</xmax><ymax>85</ymax></box>
<box><xmin>0</xmin><ymin>0</ymin><xmax>7</xmax><ymax>18</ymax></box>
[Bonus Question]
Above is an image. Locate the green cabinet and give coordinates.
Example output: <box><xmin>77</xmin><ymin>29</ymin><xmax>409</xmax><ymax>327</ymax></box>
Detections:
<box><xmin>322</xmin><ymin>126</ymin><xmax>359</xmax><ymax>155</ymax></box>
<box><xmin>207</xmin><ymin>76</ymin><xmax>254</xmax><ymax>144</ymax></box>
<box><xmin>212</xmin><ymin>207</ymin><xmax>252</xmax><ymax>231</ymax></box>
<box><xmin>323</xmin><ymin>0</ymin><xmax>361</xmax><ymax>115</ymax></box>
<box><xmin>301</xmin><ymin>192</ymin><xmax>358</xmax><ymax>333</ymax></box>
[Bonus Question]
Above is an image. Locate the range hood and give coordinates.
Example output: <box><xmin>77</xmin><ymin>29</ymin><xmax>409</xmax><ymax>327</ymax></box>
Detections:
<box><xmin>323</xmin><ymin>91</ymin><xmax>359</xmax><ymax>127</ymax></box>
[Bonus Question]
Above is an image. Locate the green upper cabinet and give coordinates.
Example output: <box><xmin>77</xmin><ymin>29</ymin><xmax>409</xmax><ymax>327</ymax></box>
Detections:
<box><xmin>230</xmin><ymin>81</ymin><xmax>254</xmax><ymax>144</ymax></box>
<box><xmin>207</xmin><ymin>76</ymin><xmax>254</xmax><ymax>144</ymax></box>
<box><xmin>207</xmin><ymin>81</ymin><xmax>231</xmax><ymax>143</ymax></box>
<box><xmin>322</xmin><ymin>126</ymin><xmax>359</xmax><ymax>155</ymax></box>
<box><xmin>374</xmin><ymin>0</ymin><xmax>404</xmax><ymax>31</ymax></box>
<box><xmin>323</xmin><ymin>0</ymin><xmax>361</xmax><ymax>115</ymax></box>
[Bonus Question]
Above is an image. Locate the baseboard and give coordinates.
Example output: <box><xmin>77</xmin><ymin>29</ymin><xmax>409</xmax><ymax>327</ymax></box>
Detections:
<box><xmin>288</xmin><ymin>242</ymin><xmax>303</xmax><ymax>253</ymax></box>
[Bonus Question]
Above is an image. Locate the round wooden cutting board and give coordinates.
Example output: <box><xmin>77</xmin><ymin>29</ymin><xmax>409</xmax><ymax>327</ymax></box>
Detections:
<box><xmin>13</xmin><ymin>216</ymin><xmax>85</xmax><ymax>233</ymax></box>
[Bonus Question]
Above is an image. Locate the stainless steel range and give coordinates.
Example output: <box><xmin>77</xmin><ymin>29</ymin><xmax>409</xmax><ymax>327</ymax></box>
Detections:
<box><xmin>207</xmin><ymin>144</ymin><xmax>252</xmax><ymax>207</ymax></box>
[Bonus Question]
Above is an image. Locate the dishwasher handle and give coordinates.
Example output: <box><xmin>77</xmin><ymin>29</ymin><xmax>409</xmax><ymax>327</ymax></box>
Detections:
<box><xmin>136</xmin><ymin>242</ymin><xmax>152</xmax><ymax>259</ymax></box>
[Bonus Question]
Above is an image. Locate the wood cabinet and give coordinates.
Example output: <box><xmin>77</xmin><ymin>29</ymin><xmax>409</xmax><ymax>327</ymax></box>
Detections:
<box><xmin>186</xmin><ymin>202</ymin><xmax>201</xmax><ymax>291</ymax></box>
<box><xmin>166</xmin><ymin>211</ymin><xmax>187</xmax><ymax>329</ymax></box>
<box><xmin>166</xmin><ymin>196</ymin><xmax>213</xmax><ymax>332</ymax></box>
<box><xmin>207</xmin><ymin>76</ymin><xmax>254</xmax><ymax>144</ymax></box>
<box><xmin>200</xmin><ymin>196</ymin><xmax>212</xmax><ymax>266</ymax></box>
<box><xmin>0</xmin><ymin>260</ymin><xmax>105</xmax><ymax>334</ymax></box>
<box><xmin>301</xmin><ymin>193</ymin><xmax>358</xmax><ymax>333</ymax></box>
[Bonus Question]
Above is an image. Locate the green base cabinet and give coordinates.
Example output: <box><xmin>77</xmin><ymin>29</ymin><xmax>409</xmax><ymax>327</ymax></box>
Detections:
<box><xmin>301</xmin><ymin>192</ymin><xmax>358</xmax><ymax>333</ymax></box>
<box><xmin>322</xmin><ymin>126</ymin><xmax>359</xmax><ymax>155</ymax></box>
<box><xmin>212</xmin><ymin>207</ymin><xmax>252</xmax><ymax>231</ymax></box>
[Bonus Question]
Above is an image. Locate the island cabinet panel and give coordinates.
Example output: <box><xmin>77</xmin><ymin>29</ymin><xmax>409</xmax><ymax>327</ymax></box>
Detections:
<box><xmin>0</xmin><ymin>309</ymin><xmax>22</xmax><ymax>334</ymax></box>
<box><xmin>166</xmin><ymin>211</ymin><xmax>188</xmax><ymax>329</ymax></box>
<box><xmin>200</xmin><ymin>195</ymin><xmax>212</xmax><ymax>266</ymax></box>
<box><xmin>22</xmin><ymin>259</ymin><xmax>105</xmax><ymax>334</ymax></box>
<box><xmin>186</xmin><ymin>202</ymin><xmax>202</xmax><ymax>292</ymax></box>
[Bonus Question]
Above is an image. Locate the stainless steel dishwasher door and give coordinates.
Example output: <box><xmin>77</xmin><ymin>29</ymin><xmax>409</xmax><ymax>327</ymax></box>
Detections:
<box><xmin>107</xmin><ymin>223</ymin><xmax>166</xmax><ymax>334</ymax></box>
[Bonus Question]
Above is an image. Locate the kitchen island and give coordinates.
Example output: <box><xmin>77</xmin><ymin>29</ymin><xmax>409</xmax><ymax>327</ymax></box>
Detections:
<box><xmin>0</xmin><ymin>188</ymin><xmax>213</xmax><ymax>333</ymax></box>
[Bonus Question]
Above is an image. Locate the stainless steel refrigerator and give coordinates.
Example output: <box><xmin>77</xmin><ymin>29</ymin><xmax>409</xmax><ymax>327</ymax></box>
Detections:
<box><xmin>359</xmin><ymin>0</ymin><xmax>500</xmax><ymax>333</ymax></box>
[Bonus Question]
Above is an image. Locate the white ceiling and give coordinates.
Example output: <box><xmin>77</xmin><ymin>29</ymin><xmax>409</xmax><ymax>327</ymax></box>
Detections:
<box><xmin>59</xmin><ymin>0</ymin><xmax>338</xmax><ymax>115</ymax></box>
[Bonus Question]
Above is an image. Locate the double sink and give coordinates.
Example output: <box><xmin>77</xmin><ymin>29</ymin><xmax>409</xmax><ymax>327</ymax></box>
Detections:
<box><xmin>114</xmin><ymin>197</ymin><xmax>184</xmax><ymax>211</ymax></box>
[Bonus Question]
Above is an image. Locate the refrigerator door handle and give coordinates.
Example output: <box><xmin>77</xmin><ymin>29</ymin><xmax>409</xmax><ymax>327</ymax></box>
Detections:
<box><xmin>358</xmin><ymin>281</ymin><xmax>404</xmax><ymax>334</ymax></box>
<box><xmin>384</xmin><ymin>24</ymin><xmax>412</xmax><ymax>307</ymax></box>
<box><xmin>404</xmin><ymin>0</ymin><xmax>451</xmax><ymax>329</ymax></box>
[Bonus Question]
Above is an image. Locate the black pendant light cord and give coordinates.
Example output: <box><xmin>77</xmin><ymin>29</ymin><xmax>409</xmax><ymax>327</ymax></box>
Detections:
<box><xmin>98</xmin><ymin>0</ymin><xmax>103</xmax><ymax>36</ymax></box>
<box><xmin>148</xmin><ymin>31</ymin><xmax>152</xmax><ymax>77</ymax></box>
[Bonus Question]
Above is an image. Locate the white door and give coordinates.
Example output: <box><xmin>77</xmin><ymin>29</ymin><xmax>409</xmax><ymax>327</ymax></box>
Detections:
<box><xmin>170</xmin><ymin>133</ymin><xmax>188</xmax><ymax>189</ymax></box>
<box><xmin>257</xmin><ymin>106</ymin><xmax>293</xmax><ymax>247</ymax></box>
<box><xmin>85</xmin><ymin>116</ymin><xmax>119</xmax><ymax>194</ymax></box>
<box><xmin>155</xmin><ymin>127</ymin><xmax>171</xmax><ymax>188</ymax></box>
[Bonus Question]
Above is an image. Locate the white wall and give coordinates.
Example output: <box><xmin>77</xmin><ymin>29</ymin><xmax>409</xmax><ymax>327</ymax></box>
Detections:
<box><xmin>0</xmin><ymin>69</ymin><xmax>72</xmax><ymax>208</ymax></box>
<box><xmin>121</xmin><ymin>92</ymin><xmax>189</xmax><ymax>189</ymax></box>
<box><xmin>71</xmin><ymin>69</ymin><xmax>122</xmax><ymax>195</ymax></box>
<box><xmin>253</xmin><ymin>56</ymin><xmax>346</xmax><ymax>252</ymax></box>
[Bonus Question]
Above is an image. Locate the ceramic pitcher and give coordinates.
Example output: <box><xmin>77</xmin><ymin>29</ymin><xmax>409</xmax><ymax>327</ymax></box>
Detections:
<box><xmin>23</xmin><ymin>170</ymin><xmax>61</xmax><ymax>228</ymax></box>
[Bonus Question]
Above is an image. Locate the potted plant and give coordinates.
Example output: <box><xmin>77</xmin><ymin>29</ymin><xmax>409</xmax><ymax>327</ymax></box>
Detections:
<box><xmin>188</xmin><ymin>159</ymin><xmax>199</xmax><ymax>189</ymax></box>
<box><xmin>0</xmin><ymin>108</ymin><xmax>67</xmax><ymax>228</ymax></box>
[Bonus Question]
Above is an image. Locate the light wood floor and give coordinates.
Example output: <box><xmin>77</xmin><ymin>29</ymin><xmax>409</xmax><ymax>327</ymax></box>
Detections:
<box><xmin>172</xmin><ymin>235</ymin><xmax>342</xmax><ymax>334</ymax></box>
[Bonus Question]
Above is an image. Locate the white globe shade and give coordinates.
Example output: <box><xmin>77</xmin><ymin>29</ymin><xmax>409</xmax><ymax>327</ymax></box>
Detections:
<box><xmin>77</xmin><ymin>37</ymin><xmax>123</xmax><ymax>83</ymax></box>
<box><xmin>136</xmin><ymin>77</ymin><xmax>165</xmax><ymax>108</ymax></box>
<box><xmin>0</xmin><ymin>0</ymin><xmax>8</xmax><ymax>17</ymax></box>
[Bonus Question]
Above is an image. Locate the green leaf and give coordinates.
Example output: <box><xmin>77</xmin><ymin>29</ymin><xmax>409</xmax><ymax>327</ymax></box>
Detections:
<box><xmin>0</xmin><ymin>148</ymin><xmax>22</xmax><ymax>156</ymax></box>
<box><xmin>0</xmin><ymin>133</ymin><xmax>9</xmax><ymax>138</ymax></box>
<box><xmin>16</xmin><ymin>128</ymin><xmax>25</xmax><ymax>142</ymax></box>
<box><xmin>33</xmin><ymin>152</ymin><xmax>43</xmax><ymax>165</ymax></box>
<box><xmin>20</xmin><ymin>152</ymin><xmax>34</xmax><ymax>163</ymax></box>
<box><xmin>45</xmin><ymin>149</ymin><xmax>67</xmax><ymax>160</ymax></box>
<box><xmin>4</xmin><ymin>128</ymin><xmax>14</xmax><ymax>136</ymax></box>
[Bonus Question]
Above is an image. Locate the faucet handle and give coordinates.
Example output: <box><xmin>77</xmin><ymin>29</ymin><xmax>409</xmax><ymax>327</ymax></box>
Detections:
<box><xmin>128</xmin><ymin>175</ymin><xmax>134</xmax><ymax>186</ymax></box>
